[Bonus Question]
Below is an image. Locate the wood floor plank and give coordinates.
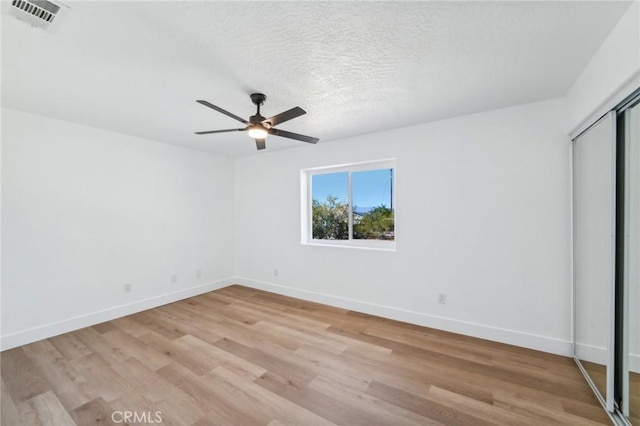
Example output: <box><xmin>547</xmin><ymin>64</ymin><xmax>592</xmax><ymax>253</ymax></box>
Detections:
<box><xmin>21</xmin><ymin>340</ymin><xmax>98</xmax><ymax>411</ymax></box>
<box><xmin>110</xmin><ymin>357</ymin><xmax>196</xmax><ymax>406</ymax></box>
<box><xmin>47</xmin><ymin>333</ymin><xmax>93</xmax><ymax>360</ymax></box>
<box><xmin>160</xmin><ymin>303</ymin><xmax>273</xmax><ymax>349</ymax></box>
<box><xmin>365</xmin><ymin>380</ymin><xmax>493</xmax><ymax>426</ymax></box>
<box><xmin>156</xmin><ymin>362</ymin><xmax>227</xmax><ymax>415</ymax></box>
<box><xmin>18</xmin><ymin>390</ymin><xmax>77</xmax><ymax>426</ymax></box>
<box><xmin>256</xmin><ymin>370</ymin><xmax>386</xmax><ymax>426</ymax></box>
<box><xmin>308</xmin><ymin>375</ymin><xmax>442</xmax><ymax>426</ymax></box>
<box><xmin>69</xmin><ymin>397</ymin><xmax>119</xmax><ymax>426</ymax></box>
<box><xmin>492</xmin><ymin>389</ymin><xmax>609</xmax><ymax>426</ymax></box>
<box><xmin>259</xmin><ymin>342</ymin><xmax>373</xmax><ymax>392</ymax></box>
<box><xmin>72</xmin><ymin>327</ymin><xmax>130</xmax><ymax>366</ymax></box>
<box><xmin>297</xmin><ymin>341</ymin><xmax>495</xmax><ymax>405</ymax></box>
<box><xmin>373</xmin><ymin>348</ymin><xmax>586</xmax><ymax>408</ymax></box>
<box><xmin>426</xmin><ymin>386</ymin><xmax>540</xmax><ymax>426</ymax></box>
<box><xmin>210</xmin><ymin>366</ymin><xmax>335</xmax><ymax>426</ymax></box>
<box><xmin>138</xmin><ymin>331</ymin><xmax>220</xmax><ymax>376</ymax></box>
<box><xmin>128</xmin><ymin>311</ymin><xmax>187</xmax><ymax>340</ymax></box>
<box><xmin>189</xmin><ymin>308</ymin><xmax>303</xmax><ymax>351</ymax></box>
<box><xmin>150</xmin><ymin>305</ymin><xmax>225</xmax><ymax>345</ymax></box>
<box><xmin>109</xmin><ymin>316</ymin><xmax>154</xmax><ymax>338</ymax></box>
<box><xmin>101</xmin><ymin>329</ymin><xmax>172</xmax><ymax>371</ymax></box>
<box><xmin>208</xmin><ymin>291</ymin><xmax>333</xmax><ymax>333</ymax></box>
<box><xmin>71</xmin><ymin>353</ymin><xmax>135</xmax><ymax>404</ymax></box>
<box><xmin>363</xmin><ymin>325</ymin><xmax>494</xmax><ymax>365</ymax></box>
<box><xmin>214</xmin><ymin>338</ymin><xmax>317</xmax><ymax>389</ymax></box>
<box><xmin>561</xmin><ymin>397</ymin><xmax>613</xmax><ymax>424</ymax></box>
<box><xmin>252</xmin><ymin>320</ymin><xmax>347</xmax><ymax>354</ymax></box>
<box><xmin>91</xmin><ymin>322</ymin><xmax>118</xmax><ymax>335</ymax></box>
<box><xmin>150</xmin><ymin>395</ymin><xmax>204</xmax><ymax>426</ymax></box>
<box><xmin>157</xmin><ymin>362</ymin><xmax>270</xmax><ymax>425</ymax></box>
<box><xmin>1</xmin><ymin>285</ymin><xmax>611</xmax><ymax>425</ymax></box>
<box><xmin>107</xmin><ymin>390</ymin><xmax>157</xmax><ymax>423</ymax></box>
<box><xmin>177</xmin><ymin>334</ymin><xmax>267</xmax><ymax>380</ymax></box>
<box><xmin>630</xmin><ymin>371</ymin><xmax>639</xmax><ymax>423</ymax></box>
<box><xmin>1</xmin><ymin>378</ymin><xmax>24</xmax><ymax>425</ymax></box>
<box><xmin>1</xmin><ymin>347</ymin><xmax>52</xmax><ymax>402</ymax></box>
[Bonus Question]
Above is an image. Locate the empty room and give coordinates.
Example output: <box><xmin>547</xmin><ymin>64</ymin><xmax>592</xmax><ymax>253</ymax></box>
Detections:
<box><xmin>1</xmin><ymin>1</ymin><xmax>639</xmax><ymax>425</ymax></box>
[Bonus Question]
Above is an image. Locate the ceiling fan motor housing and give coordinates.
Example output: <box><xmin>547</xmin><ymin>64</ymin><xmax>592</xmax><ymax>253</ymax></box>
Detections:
<box><xmin>250</xmin><ymin>93</ymin><xmax>266</xmax><ymax>106</ymax></box>
<box><xmin>249</xmin><ymin>115</ymin><xmax>266</xmax><ymax>125</ymax></box>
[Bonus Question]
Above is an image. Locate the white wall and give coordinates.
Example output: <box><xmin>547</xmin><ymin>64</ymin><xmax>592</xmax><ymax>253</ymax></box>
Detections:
<box><xmin>234</xmin><ymin>98</ymin><xmax>573</xmax><ymax>355</ymax></box>
<box><xmin>566</xmin><ymin>1</ymin><xmax>640</xmax><ymax>136</ymax></box>
<box><xmin>1</xmin><ymin>108</ymin><xmax>235</xmax><ymax>349</ymax></box>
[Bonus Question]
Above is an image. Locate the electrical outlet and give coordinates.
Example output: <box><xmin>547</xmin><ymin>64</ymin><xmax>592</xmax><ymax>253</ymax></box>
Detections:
<box><xmin>196</xmin><ymin>269</ymin><xmax>202</xmax><ymax>278</ymax></box>
<box><xmin>123</xmin><ymin>283</ymin><xmax>132</xmax><ymax>293</ymax></box>
<box><xmin>437</xmin><ymin>292</ymin><xmax>447</xmax><ymax>304</ymax></box>
<box><xmin>274</xmin><ymin>269</ymin><xmax>279</xmax><ymax>277</ymax></box>
<box><xmin>171</xmin><ymin>274</ymin><xmax>177</xmax><ymax>284</ymax></box>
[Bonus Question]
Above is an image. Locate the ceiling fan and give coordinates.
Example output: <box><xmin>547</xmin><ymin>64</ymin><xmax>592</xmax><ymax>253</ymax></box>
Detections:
<box><xmin>195</xmin><ymin>93</ymin><xmax>319</xmax><ymax>150</ymax></box>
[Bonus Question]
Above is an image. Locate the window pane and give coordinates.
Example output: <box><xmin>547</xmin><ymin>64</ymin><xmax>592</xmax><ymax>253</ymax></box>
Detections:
<box><xmin>311</xmin><ymin>172</ymin><xmax>349</xmax><ymax>240</ymax></box>
<box><xmin>352</xmin><ymin>168</ymin><xmax>394</xmax><ymax>240</ymax></box>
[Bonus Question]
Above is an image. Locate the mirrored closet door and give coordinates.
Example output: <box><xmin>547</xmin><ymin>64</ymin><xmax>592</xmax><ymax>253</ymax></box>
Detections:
<box><xmin>574</xmin><ymin>92</ymin><xmax>640</xmax><ymax>425</ymax></box>
<box><xmin>574</xmin><ymin>111</ymin><xmax>616</xmax><ymax>411</ymax></box>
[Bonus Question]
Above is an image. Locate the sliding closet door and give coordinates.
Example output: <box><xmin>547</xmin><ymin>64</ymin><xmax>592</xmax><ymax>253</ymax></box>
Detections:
<box><xmin>574</xmin><ymin>111</ymin><xmax>616</xmax><ymax>411</ymax></box>
<box><xmin>623</xmin><ymin>101</ymin><xmax>639</xmax><ymax>422</ymax></box>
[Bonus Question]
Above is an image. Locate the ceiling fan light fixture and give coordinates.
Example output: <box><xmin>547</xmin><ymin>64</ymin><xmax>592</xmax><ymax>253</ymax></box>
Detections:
<box><xmin>247</xmin><ymin>125</ymin><xmax>268</xmax><ymax>139</ymax></box>
<box><xmin>195</xmin><ymin>94</ymin><xmax>318</xmax><ymax>150</ymax></box>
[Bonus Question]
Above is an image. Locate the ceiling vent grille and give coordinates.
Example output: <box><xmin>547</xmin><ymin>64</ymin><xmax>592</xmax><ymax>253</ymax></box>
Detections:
<box><xmin>9</xmin><ymin>0</ymin><xmax>63</xmax><ymax>29</ymax></box>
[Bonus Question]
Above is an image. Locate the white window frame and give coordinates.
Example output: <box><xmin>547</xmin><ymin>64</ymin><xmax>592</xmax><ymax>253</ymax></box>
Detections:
<box><xmin>301</xmin><ymin>158</ymin><xmax>396</xmax><ymax>251</ymax></box>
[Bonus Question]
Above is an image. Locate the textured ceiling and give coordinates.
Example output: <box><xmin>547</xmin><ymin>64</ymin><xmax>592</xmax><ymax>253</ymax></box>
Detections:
<box><xmin>1</xmin><ymin>1</ymin><xmax>633</xmax><ymax>157</ymax></box>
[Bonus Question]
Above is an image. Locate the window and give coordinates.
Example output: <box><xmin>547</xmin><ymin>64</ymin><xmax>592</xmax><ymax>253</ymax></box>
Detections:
<box><xmin>301</xmin><ymin>159</ymin><xmax>395</xmax><ymax>250</ymax></box>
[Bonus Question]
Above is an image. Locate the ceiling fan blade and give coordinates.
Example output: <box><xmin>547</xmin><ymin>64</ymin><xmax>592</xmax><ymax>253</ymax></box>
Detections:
<box><xmin>196</xmin><ymin>100</ymin><xmax>248</xmax><ymax>124</ymax></box>
<box><xmin>264</xmin><ymin>107</ymin><xmax>306</xmax><ymax>127</ymax></box>
<box><xmin>195</xmin><ymin>128</ymin><xmax>245</xmax><ymax>135</ymax></box>
<box><xmin>255</xmin><ymin>138</ymin><xmax>266</xmax><ymax>150</ymax></box>
<box><xmin>269</xmin><ymin>128</ymin><xmax>319</xmax><ymax>144</ymax></box>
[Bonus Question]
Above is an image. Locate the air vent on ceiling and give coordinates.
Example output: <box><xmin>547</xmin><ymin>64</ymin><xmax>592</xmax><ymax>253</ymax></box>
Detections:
<box><xmin>9</xmin><ymin>0</ymin><xmax>65</xmax><ymax>30</ymax></box>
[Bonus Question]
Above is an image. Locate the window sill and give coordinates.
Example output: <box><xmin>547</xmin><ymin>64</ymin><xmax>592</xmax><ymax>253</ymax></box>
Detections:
<box><xmin>301</xmin><ymin>240</ymin><xmax>396</xmax><ymax>252</ymax></box>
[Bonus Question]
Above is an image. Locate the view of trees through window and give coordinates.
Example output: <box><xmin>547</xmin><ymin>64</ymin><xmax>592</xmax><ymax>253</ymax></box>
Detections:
<box><xmin>311</xmin><ymin>168</ymin><xmax>394</xmax><ymax>241</ymax></box>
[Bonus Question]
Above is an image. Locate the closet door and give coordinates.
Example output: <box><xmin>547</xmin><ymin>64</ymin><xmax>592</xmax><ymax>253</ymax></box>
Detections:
<box><xmin>623</xmin><ymin>101</ymin><xmax>639</xmax><ymax>422</ymax></box>
<box><xmin>574</xmin><ymin>111</ymin><xmax>616</xmax><ymax>411</ymax></box>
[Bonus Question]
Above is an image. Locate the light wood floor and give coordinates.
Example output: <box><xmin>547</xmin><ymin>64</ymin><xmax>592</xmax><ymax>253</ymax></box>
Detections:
<box><xmin>1</xmin><ymin>285</ymin><xmax>611</xmax><ymax>425</ymax></box>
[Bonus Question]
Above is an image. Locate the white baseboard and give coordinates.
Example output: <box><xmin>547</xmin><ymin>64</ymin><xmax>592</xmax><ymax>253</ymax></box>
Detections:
<box><xmin>632</xmin><ymin>354</ymin><xmax>640</xmax><ymax>374</ymax></box>
<box><xmin>0</xmin><ymin>277</ymin><xmax>236</xmax><ymax>351</ymax></box>
<box><xmin>576</xmin><ymin>343</ymin><xmax>640</xmax><ymax>374</ymax></box>
<box><xmin>236</xmin><ymin>277</ymin><xmax>573</xmax><ymax>357</ymax></box>
<box><xmin>575</xmin><ymin>342</ymin><xmax>608</xmax><ymax>365</ymax></box>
